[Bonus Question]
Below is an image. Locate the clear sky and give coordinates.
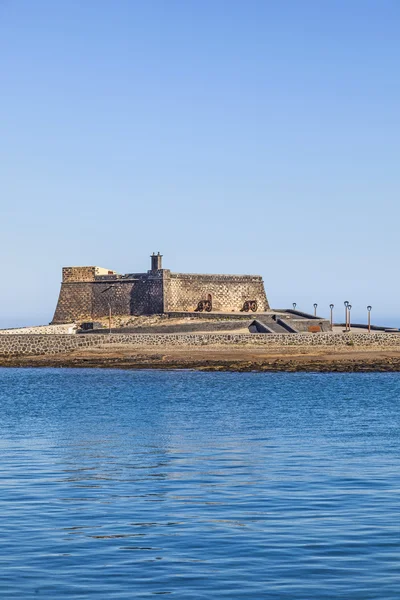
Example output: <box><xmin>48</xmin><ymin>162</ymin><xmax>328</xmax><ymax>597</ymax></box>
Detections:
<box><xmin>1</xmin><ymin>0</ymin><xmax>399</xmax><ymax>327</ymax></box>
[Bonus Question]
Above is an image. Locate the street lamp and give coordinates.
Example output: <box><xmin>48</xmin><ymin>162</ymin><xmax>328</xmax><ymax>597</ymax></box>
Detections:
<box><xmin>313</xmin><ymin>303</ymin><xmax>318</xmax><ymax>317</ymax></box>
<box><xmin>101</xmin><ymin>285</ymin><xmax>115</xmax><ymax>333</ymax></box>
<box><xmin>329</xmin><ymin>304</ymin><xmax>334</xmax><ymax>330</ymax></box>
<box><xmin>347</xmin><ymin>304</ymin><xmax>352</xmax><ymax>331</ymax></box>
<box><xmin>292</xmin><ymin>302</ymin><xmax>297</xmax><ymax>310</ymax></box>
<box><xmin>344</xmin><ymin>300</ymin><xmax>349</xmax><ymax>331</ymax></box>
<box><xmin>367</xmin><ymin>305</ymin><xmax>372</xmax><ymax>333</ymax></box>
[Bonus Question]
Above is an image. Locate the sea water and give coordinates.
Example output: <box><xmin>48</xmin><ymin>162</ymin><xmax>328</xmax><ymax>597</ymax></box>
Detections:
<box><xmin>0</xmin><ymin>368</ymin><xmax>399</xmax><ymax>599</ymax></box>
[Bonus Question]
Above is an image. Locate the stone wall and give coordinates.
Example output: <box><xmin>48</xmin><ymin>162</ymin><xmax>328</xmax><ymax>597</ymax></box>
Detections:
<box><xmin>290</xmin><ymin>319</ymin><xmax>332</xmax><ymax>333</ymax></box>
<box><xmin>52</xmin><ymin>282</ymin><xmax>94</xmax><ymax>323</ymax></box>
<box><xmin>52</xmin><ymin>274</ymin><xmax>165</xmax><ymax>323</ymax></box>
<box><xmin>80</xmin><ymin>320</ymin><xmax>253</xmax><ymax>335</ymax></box>
<box><xmin>0</xmin><ymin>324</ymin><xmax>76</xmax><ymax>335</ymax></box>
<box><xmin>92</xmin><ymin>276</ymin><xmax>164</xmax><ymax>318</ymax></box>
<box><xmin>62</xmin><ymin>266</ymin><xmax>116</xmax><ymax>282</ymax></box>
<box><xmin>1</xmin><ymin>332</ymin><xmax>400</xmax><ymax>357</ymax></box>
<box><xmin>164</xmin><ymin>272</ymin><xmax>269</xmax><ymax>313</ymax></box>
<box><xmin>62</xmin><ymin>267</ymin><xmax>97</xmax><ymax>283</ymax></box>
<box><xmin>52</xmin><ymin>267</ymin><xmax>270</xmax><ymax>323</ymax></box>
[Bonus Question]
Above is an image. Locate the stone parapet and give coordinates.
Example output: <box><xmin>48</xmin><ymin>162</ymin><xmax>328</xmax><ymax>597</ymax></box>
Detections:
<box><xmin>62</xmin><ymin>266</ymin><xmax>116</xmax><ymax>282</ymax></box>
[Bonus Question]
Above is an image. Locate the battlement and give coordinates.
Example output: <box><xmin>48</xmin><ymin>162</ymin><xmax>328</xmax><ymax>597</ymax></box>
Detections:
<box><xmin>169</xmin><ymin>273</ymin><xmax>264</xmax><ymax>281</ymax></box>
<box><xmin>62</xmin><ymin>266</ymin><xmax>117</xmax><ymax>283</ymax></box>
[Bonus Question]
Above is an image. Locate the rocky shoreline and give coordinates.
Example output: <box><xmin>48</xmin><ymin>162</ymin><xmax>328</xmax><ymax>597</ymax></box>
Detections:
<box><xmin>2</xmin><ymin>345</ymin><xmax>400</xmax><ymax>372</ymax></box>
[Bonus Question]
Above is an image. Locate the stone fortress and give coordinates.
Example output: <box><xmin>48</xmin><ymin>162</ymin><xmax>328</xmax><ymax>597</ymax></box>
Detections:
<box><xmin>52</xmin><ymin>253</ymin><xmax>270</xmax><ymax>324</ymax></box>
<box><xmin>1</xmin><ymin>252</ymin><xmax>397</xmax><ymax>365</ymax></box>
<box><xmin>50</xmin><ymin>252</ymin><xmax>337</xmax><ymax>335</ymax></box>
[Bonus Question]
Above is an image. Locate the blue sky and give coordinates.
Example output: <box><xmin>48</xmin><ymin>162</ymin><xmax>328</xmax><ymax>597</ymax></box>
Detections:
<box><xmin>1</xmin><ymin>1</ymin><xmax>399</xmax><ymax>327</ymax></box>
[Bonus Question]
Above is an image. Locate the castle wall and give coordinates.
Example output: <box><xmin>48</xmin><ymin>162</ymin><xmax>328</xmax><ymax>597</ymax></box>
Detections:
<box><xmin>52</xmin><ymin>263</ymin><xmax>270</xmax><ymax>323</ymax></box>
<box><xmin>164</xmin><ymin>273</ymin><xmax>269</xmax><ymax>313</ymax></box>
<box><xmin>91</xmin><ymin>281</ymin><xmax>135</xmax><ymax>319</ymax></box>
<box><xmin>52</xmin><ymin>282</ymin><xmax>94</xmax><ymax>323</ymax></box>
<box><xmin>62</xmin><ymin>266</ymin><xmax>116</xmax><ymax>282</ymax></box>
<box><xmin>62</xmin><ymin>267</ymin><xmax>97</xmax><ymax>283</ymax></box>
<box><xmin>52</xmin><ymin>274</ymin><xmax>164</xmax><ymax>324</ymax></box>
<box><xmin>91</xmin><ymin>276</ymin><xmax>164</xmax><ymax>319</ymax></box>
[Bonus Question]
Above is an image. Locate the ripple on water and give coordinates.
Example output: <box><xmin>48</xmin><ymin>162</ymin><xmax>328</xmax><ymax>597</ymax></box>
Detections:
<box><xmin>0</xmin><ymin>369</ymin><xmax>400</xmax><ymax>599</ymax></box>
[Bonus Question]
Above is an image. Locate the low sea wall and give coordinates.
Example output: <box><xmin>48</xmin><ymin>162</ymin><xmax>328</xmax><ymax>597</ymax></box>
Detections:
<box><xmin>0</xmin><ymin>324</ymin><xmax>76</xmax><ymax>335</ymax></box>
<box><xmin>1</xmin><ymin>332</ymin><xmax>400</xmax><ymax>357</ymax></box>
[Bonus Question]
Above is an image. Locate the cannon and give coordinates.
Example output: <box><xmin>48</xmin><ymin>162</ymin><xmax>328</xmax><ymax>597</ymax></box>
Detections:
<box><xmin>241</xmin><ymin>300</ymin><xmax>258</xmax><ymax>312</ymax></box>
<box><xmin>195</xmin><ymin>299</ymin><xmax>212</xmax><ymax>312</ymax></box>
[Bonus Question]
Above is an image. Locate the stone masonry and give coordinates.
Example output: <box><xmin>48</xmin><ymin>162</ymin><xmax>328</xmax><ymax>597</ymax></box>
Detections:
<box><xmin>1</xmin><ymin>332</ymin><xmax>400</xmax><ymax>358</ymax></box>
<box><xmin>52</xmin><ymin>253</ymin><xmax>270</xmax><ymax>324</ymax></box>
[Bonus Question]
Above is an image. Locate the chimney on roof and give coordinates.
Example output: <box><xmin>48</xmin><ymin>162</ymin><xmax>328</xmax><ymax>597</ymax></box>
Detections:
<box><xmin>150</xmin><ymin>252</ymin><xmax>163</xmax><ymax>272</ymax></box>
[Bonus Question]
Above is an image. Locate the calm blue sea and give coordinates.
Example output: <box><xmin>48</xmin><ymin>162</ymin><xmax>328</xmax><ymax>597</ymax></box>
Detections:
<box><xmin>0</xmin><ymin>369</ymin><xmax>400</xmax><ymax>599</ymax></box>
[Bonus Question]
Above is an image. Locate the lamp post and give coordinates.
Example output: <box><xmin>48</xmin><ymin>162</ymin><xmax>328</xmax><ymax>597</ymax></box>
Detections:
<box><xmin>292</xmin><ymin>302</ymin><xmax>297</xmax><ymax>310</ymax></box>
<box><xmin>347</xmin><ymin>304</ymin><xmax>352</xmax><ymax>331</ymax></box>
<box><xmin>329</xmin><ymin>304</ymin><xmax>334</xmax><ymax>331</ymax></box>
<box><xmin>313</xmin><ymin>303</ymin><xmax>318</xmax><ymax>317</ymax></box>
<box><xmin>344</xmin><ymin>300</ymin><xmax>349</xmax><ymax>331</ymax></box>
<box><xmin>101</xmin><ymin>285</ymin><xmax>115</xmax><ymax>333</ymax></box>
<box><xmin>367</xmin><ymin>305</ymin><xmax>372</xmax><ymax>333</ymax></box>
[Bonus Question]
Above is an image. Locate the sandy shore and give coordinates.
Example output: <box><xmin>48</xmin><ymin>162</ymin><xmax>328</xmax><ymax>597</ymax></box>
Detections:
<box><xmin>2</xmin><ymin>344</ymin><xmax>400</xmax><ymax>371</ymax></box>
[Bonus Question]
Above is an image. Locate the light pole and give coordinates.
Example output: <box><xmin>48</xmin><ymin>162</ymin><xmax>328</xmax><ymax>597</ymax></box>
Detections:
<box><xmin>329</xmin><ymin>304</ymin><xmax>334</xmax><ymax>331</ymax></box>
<box><xmin>344</xmin><ymin>300</ymin><xmax>349</xmax><ymax>331</ymax></box>
<box><xmin>367</xmin><ymin>305</ymin><xmax>372</xmax><ymax>333</ymax></box>
<box><xmin>347</xmin><ymin>304</ymin><xmax>352</xmax><ymax>331</ymax></box>
<box><xmin>101</xmin><ymin>285</ymin><xmax>115</xmax><ymax>333</ymax></box>
<box><xmin>293</xmin><ymin>302</ymin><xmax>297</xmax><ymax>311</ymax></box>
<box><xmin>313</xmin><ymin>303</ymin><xmax>318</xmax><ymax>317</ymax></box>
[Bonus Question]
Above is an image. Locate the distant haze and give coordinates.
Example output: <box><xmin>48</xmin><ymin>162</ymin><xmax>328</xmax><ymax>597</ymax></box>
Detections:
<box><xmin>1</xmin><ymin>1</ymin><xmax>399</xmax><ymax>328</ymax></box>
